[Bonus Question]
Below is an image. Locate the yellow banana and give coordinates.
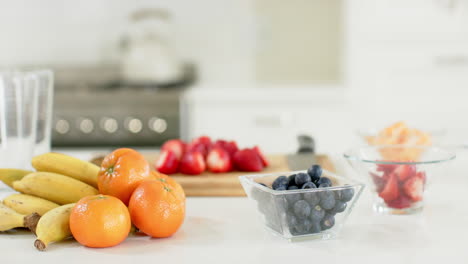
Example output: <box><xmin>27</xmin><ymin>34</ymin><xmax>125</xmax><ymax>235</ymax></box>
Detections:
<box><xmin>0</xmin><ymin>169</ymin><xmax>33</xmax><ymax>188</ymax></box>
<box><xmin>32</xmin><ymin>152</ymin><xmax>99</xmax><ymax>187</ymax></box>
<box><xmin>34</xmin><ymin>203</ymin><xmax>75</xmax><ymax>251</ymax></box>
<box><xmin>0</xmin><ymin>203</ymin><xmax>40</xmax><ymax>232</ymax></box>
<box><xmin>3</xmin><ymin>194</ymin><xmax>59</xmax><ymax>216</ymax></box>
<box><xmin>13</xmin><ymin>172</ymin><xmax>99</xmax><ymax>205</ymax></box>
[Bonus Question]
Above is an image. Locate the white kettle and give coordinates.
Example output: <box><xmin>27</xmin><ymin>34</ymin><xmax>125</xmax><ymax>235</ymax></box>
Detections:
<box><xmin>121</xmin><ymin>8</ymin><xmax>182</xmax><ymax>85</ymax></box>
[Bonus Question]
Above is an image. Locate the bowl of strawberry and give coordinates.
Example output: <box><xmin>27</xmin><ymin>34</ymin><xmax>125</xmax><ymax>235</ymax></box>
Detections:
<box><xmin>344</xmin><ymin>145</ymin><xmax>456</xmax><ymax>214</ymax></box>
<box><xmin>155</xmin><ymin>136</ymin><xmax>270</xmax><ymax>175</ymax></box>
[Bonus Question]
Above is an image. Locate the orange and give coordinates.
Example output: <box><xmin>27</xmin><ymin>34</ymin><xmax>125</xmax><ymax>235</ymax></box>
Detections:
<box><xmin>98</xmin><ymin>148</ymin><xmax>153</xmax><ymax>205</ymax></box>
<box><xmin>70</xmin><ymin>195</ymin><xmax>131</xmax><ymax>248</ymax></box>
<box><xmin>129</xmin><ymin>172</ymin><xmax>185</xmax><ymax>238</ymax></box>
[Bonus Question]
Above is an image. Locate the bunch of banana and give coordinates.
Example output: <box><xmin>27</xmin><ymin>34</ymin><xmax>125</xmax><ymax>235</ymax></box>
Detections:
<box><xmin>0</xmin><ymin>203</ymin><xmax>40</xmax><ymax>232</ymax></box>
<box><xmin>13</xmin><ymin>172</ymin><xmax>99</xmax><ymax>205</ymax></box>
<box><xmin>3</xmin><ymin>194</ymin><xmax>59</xmax><ymax>216</ymax></box>
<box><xmin>34</xmin><ymin>203</ymin><xmax>75</xmax><ymax>251</ymax></box>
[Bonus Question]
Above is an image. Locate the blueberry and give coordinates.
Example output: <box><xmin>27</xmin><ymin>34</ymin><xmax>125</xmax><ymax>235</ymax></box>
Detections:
<box><xmin>285</xmin><ymin>192</ymin><xmax>301</xmax><ymax>205</ymax></box>
<box><xmin>295</xmin><ymin>172</ymin><xmax>311</xmax><ymax>187</ymax></box>
<box><xmin>287</xmin><ymin>214</ymin><xmax>298</xmax><ymax>227</ymax></box>
<box><xmin>287</xmin><ymin>174</ymin><xmax>297</xmax><ymax>187</ymax></box>
<box><xmin>310</xmin><ymin>205</ymin><xmax>325</xmax><ymax>222</ymax></box>
<box><xmin>287</xmin><ymin>185</ymin><xmax>299</xmax><ymax>190</ymax></box>
<box><xmin>303</xmin><ymin>192</ymin><xmax>320</xmax><ymax>206</ymax></box>
<box><xmin>293</xmin><ymin>200</ymin><xmax>311</xmax><ymax>219</ymax></box>
<box><xmin>340</xmin><ymin>187</ymin><xmax>355</xmax><ymax>202</ymax></box>
<box><xmin>332</xmin><ymin>201</ymin><xmax>347</xmax><ymax>213</ymax></box>
<box><xmin>321</xmin><ymin>214</ymin><xmax>335</xmax><ymax>230</ymax></box>
<box><xmin>295</xmin><ymin>218</ymin><xmax>313</xmax><ymax>234</ymax></box>
<box><xmin>272</xmin><ymin>176</ymin><xmax>289</xmax><ymax>190</ymax></box>
<box><xmin>307</xmin><ymin>165</ymin><xmax>323</xmax><ymax>182</ymax></box>
<box><xmin>301</xmin><ymin>182</ymin><xmax>317</xmax><ymax>189</ymax></box>
<box><xmin>276</xmin><ymin>186</ymin><xmax>287</xmax><ymax>191</ymax></box>
<box><xmin>309</xmin><ymin>221</ymin><xmax>322</xmax><ymax>234</ymax></box>
<box><xmin>319</xmin><ymin>190</ymin><xmax>334</xmax><ymax>200</ymax></box>
<box><xmin>320</xmin><ymin>192</ymin><xmax>336</xmax><ymax>210</ymax></box>
<box><xmin>317</xmin><ymin>177</ymin><xmax>332</xmax><ymax>187</ymax></box>
<box><xmin>319</xmin><ymin>183</ymin><xmax>331</xmax><ymax>188</ymax></box>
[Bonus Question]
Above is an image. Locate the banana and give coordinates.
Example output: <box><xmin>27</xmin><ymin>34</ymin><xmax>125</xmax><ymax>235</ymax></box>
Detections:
<box><xmin>13</xmin><ymin>172</ymin><xmax>99</xmax><ymax>205</ymax></box>
<box><xmin>34</xmin><ymin>203</ymin><xmax>75</xmax><ymax>251</ymax></box>
<box><xmin>0</xmin><ymin>169</ymin><xmax>33</xmax><ymax>188</ymax></box>
<box><xmin>0</xmin><ymin>203</ymin><xmax>40</xmax><ymax>232</ymax></box>
<box><xmin>31</xmin><ymin>152</ymin><xmax>99</xmax><ymax>187</ymax></box>
<box><xmin>3</xmin><ymin>194</ymin><xmax>59</xmax><ymax>216</ymax></box>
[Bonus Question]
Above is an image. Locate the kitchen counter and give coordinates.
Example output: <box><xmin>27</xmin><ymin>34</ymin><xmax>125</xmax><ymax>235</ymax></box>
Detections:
<box><xmin>1</xmin><ymin>150</ymin><xmax>467</xmax><ymax>263</ymax></box>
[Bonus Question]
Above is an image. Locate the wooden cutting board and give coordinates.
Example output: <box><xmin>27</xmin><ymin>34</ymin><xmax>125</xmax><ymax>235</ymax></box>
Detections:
<box><xmin>143</xmin><ymin>154</ymin><xmax>335</xmax><ymax>197</ymax></box>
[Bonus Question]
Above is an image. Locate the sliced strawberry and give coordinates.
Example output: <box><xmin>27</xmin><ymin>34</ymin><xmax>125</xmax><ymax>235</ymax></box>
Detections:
<box><xmin>186</xmin><ymin>142</ymin><xmax>208</xmax><ymax>158</ymax></box>
<box><xmin>394</xmin><ymin>165</ymin><xmax>416</xmax><ymax>181</ymax></box>
<box><xmin>155</xmin><ymin>150</ymin><xmax>179</xmax><ymax>174</ymax></box>
<box><xmin>179</xmin><ymin>151</ymin><xmax>206</xmax><ymax>175</ymax></box>
<box><xmin>161</xmin><ymin>139</ymin><xmax>186</xmax><ymax>160</ymax></box>
<box><xmin>206</xmin><ymin>147</ymin><xmax>233</xmax><ymax>173</ymax></box>
<box><xmin>213</xmin><ymin>140</ymin><xmax>238</xmax><ymax>157</ymax></box>
<box><xmin>403</xmin><ymin>176</ymin><xmax>424</xmax><ymax>202</ymax></box>
<box><xmin>416</xmin><ymin>171</ymin><xmax>426</xmax><ymax>184</ymax></box>
<box><xmin>387</xmin><ymin>195</ymin><xmax>412</xmax><ymax>209</ymax></box>
<box><xmin>370</xmin><ymin>172</ymin><xmax>385</xmax><ymax>193</ymax></box>
<box><xmin>378</xmin><ymin>173</ymin><xmax>400</xmax><ymax>202</ymax></box>
<box><xmin>376</xmin><ymin>163</ymin><xmax>398</xmax><ymax>173</ymax></box>
<box><xmin>253</xmin><ymin>146</ymin><xmax>269</xmax><ymax>167</ymax></box>
<box><xmin>233</xmin><ymin>148</ymin><xmax>264</xmax><ymax>172</ymax></box>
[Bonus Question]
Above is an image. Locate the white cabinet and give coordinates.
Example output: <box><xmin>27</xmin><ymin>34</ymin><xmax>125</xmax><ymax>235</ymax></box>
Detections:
<box><xmin>181</xmin><ymin>89</ymin><xmax>346</xmax><ymax>154</ymax></box>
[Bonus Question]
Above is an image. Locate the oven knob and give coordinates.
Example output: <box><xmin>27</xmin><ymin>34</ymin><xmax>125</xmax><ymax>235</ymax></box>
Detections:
<box><xmin>101</xmin><ymin>117</ymin><xmax>118</xmax><ymax>133</ymax></box>
<box><xmin>148</xmin><ymin>117</ymin><xmax>167</xmax><ymax>133</ymax></box>
<box><xmin>55</xmin><ymin>119</ymin><xmax>70</xmax><ymax>134</ymax></box>
<box><xmin>125</xmin><ymin>118</ymin><xmax>142</xmax><ymax>134</ymax></box>
<box><xmin>79</xmin><ymin>118</ymin><xmax>94</xmax><ymax>134</ymax></box>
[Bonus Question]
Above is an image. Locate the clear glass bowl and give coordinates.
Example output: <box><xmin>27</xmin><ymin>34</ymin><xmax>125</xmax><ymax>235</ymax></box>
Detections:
<box><xmin>344</xmin><ymin>145</ymin><xmax>455</xmax><ymax>215</ymax></box>
<box><xmin>239</xmin><ymin>170</ymin><xmax>365</xmax><ymax>241</ymax></box>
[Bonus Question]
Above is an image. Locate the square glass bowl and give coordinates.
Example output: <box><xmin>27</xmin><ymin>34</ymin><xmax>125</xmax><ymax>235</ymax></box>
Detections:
<box><xmin>239</xmin><ymin>170</ymin><xmax>365</xmax><ymax>241</ymax></box>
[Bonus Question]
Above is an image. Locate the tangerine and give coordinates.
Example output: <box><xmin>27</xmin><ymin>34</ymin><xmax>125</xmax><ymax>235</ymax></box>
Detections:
<box><xmin>98</xmin><ymin>148</ymin><xmax>152</xmax><ymax>205</ymax></box>
<box><xmin>70</xmin><ymin>195</ymin><xmax>131</xmax><ymax>248</ymax></box>
<box><xmin>129</xmin><ymin>172</ymin><xmax>185</xmax><ymax>238</ymax></box>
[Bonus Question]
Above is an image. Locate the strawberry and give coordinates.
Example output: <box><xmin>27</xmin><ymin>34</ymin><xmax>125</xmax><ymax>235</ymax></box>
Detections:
<box><xmin>416</xmin><ymin>171</ymin><xmax>426</xmax><ymax>184</ymax></box>
<box><xmin>387</xmin><ymin>194</ymin><xmax>412</xmax><ymax>209</ymax></box>
<box><xmin>179</xmin><ymin>151</ymin><xmax>206</xmax><ymax>175</ymax></box>
<box><xmin>206</xmin><ymin>147</ymin><xmax>233</xmax><ymax>173</ymax></box>
<box><xmin>370</xmin><ymin>172</ymin><xmax>385</xmax><ymax>193</ymax></box>
<box><xmin>378</xmin><ymin>173</ymin><xmax>400</xmax><ymax>202</ymax></box>
<box><xmin>186</xmin><ymin>142</ymin><xmax>209</xmax><ymax>158</ymax></box>
<box><xmin>376</xmin><ymin>163</ymin><xmax>398</xmax><ymax>173</ymax></box>
<box><xmin>233</xmin><ymin>148</ymin><xmax>264</xmax><ymax>172</ymax></box>
<box><xmin>253</xmin><ymin>146</ymin><xmax>269</xmax><ymax>167</ymax></box>
<box><xmin>403</xmin><ymin>176</ymin><xmax>424</xmax><ymax>202</ymax></box>
<box><xmin>155</xmin><ymin>150</ymin><xmax>179</xmax><ymax>174</ymax></box>
<box><xmin>394</xmin><ymin>165</ymin><xmax>416</xmax><ymax>181</ymax></box>
<box><xmin>213</xmin><ymin>140</ymin><xmax>238</xmax><ymax>157</ymax></box>
<box><xmin>161</xmin><ymin>139</ymin><xmax>186</xmax><ymax>160</ymax></box>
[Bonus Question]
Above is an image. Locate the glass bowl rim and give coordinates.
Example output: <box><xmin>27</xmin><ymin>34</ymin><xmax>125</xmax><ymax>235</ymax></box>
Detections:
<box><xmin>343</xmin><ymin>144</ymin><xmax>456</xmax><ymax>165</ymax></box>
<box><xmin>239</xmin><ymin>169</ymin><xmax>365</xmax><ymax>196</ymax></box>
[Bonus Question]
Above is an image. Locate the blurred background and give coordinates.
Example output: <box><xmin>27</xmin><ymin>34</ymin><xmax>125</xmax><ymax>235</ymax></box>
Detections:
<box><xmin>1</xmin><ymin>0</ymin><xmax>467</xmax><ymax>154</ymax></box>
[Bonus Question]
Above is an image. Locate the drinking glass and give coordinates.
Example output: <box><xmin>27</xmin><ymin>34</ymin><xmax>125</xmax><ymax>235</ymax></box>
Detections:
<box><xmin>0</xmin><ymin>70</ymin><xmax>54</xmax><ymax>170</ymax></box>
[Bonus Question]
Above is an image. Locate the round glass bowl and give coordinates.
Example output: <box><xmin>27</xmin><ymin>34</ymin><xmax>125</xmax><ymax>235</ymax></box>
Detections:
<box><xmin>344</xmin><ymin>145</ymin><xmax>455</xmax><ymax>215</ymax></box>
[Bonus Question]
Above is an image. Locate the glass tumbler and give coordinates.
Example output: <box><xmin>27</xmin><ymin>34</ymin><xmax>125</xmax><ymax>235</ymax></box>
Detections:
<box><xmin>0</xmin><ymin>70</ymin><xmax>54</xmax><ymax>170</ymax></box>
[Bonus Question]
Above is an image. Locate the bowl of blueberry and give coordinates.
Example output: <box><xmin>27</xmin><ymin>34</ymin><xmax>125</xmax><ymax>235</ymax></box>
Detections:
<box><xmin>239</xmin><ymin>165</ymin><xmax>365</xmax><ymax>241</ymax></box>
<box><xmin>344</xmin><ymin>145</ymin><xmax>455</xmax><ymax>215</ymax></box>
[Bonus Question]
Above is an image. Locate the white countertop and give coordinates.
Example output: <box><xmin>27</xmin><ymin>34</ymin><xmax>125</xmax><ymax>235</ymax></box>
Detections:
<box><xmin>1</xmin><ymin>149</ymin><xmax>468</xmax><ymax>263</ymax></box>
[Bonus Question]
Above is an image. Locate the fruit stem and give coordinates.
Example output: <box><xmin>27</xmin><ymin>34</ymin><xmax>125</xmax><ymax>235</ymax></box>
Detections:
<box><xmin>24</xmin><ymin>213</ymin><xmax>41</xmax><ymax>235</ymax></box>
<box><xmin>34</xmin><ymin>239</ymin><xmax>47</xmax><ymax>251</ymax></box>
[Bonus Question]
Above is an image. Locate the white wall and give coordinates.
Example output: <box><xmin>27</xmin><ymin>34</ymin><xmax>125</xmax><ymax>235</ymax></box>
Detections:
<box><xmin>0</xmin><ymin>0</ymin><xmax>256</xmax><ymax>84</ymax></box>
